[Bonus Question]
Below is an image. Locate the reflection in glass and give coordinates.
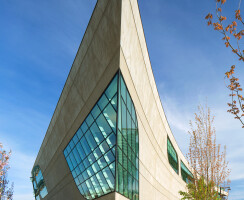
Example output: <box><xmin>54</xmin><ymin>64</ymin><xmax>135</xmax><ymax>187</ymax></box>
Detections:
<box><xmin>31</xmin><ymin>166</ymin><xmax>48</xmax><ymax>200</ymax></box>
<box><xmin>116</xmin><ymin>75</ymin><xmax>139</xmax><ymax>200</ymax></box>
<box><xmin>181</xmin><ymin>161</ymin><xmax>193</xmax><ymax>183</ymax></box>
<box><xmin>167</xmin><ymin>137</ymin><xmax>179</xmax><ymax>174</ymax></box>
<box><xmin>64</xmin><ymin>75</ymin><xmax>118</xmax><ymax>200</ymax></box>
<box><xmin>63</xmin><ymin>72</ymin><xmax>139</xmax><ymax>200</ymax></box>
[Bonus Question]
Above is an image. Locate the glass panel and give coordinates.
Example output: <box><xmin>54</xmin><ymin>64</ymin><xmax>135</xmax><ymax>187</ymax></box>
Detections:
<box><xmin>116</xmin><ymin>74</ymin><xmax>139</xmax><ymax>200</ymax></box>
<box><xmin>88</xmin><ymin>154</ymin><xmax>96</xmax><ymax>165</ymax></box>
<box><xmin>123</xmin><ymin>168</ymin><xmax>128</xmax><ymax>197</ymax></box>
<box><xmin>96</xmin><ymin>171</ymin><xmax>110</xmax><ymax>193</ymax></box>
<box><xmin>81</xmin><ymin>122</ymin><xmax>88</xmax><ymax>133</ymax></box>
<box><xmin>66</xmin><ymin>144</ymin><xmax>71</xmax><ymax>154</ymax></box>
<box><xmin>91</xmin><ymin>105</ymin><xmax>101</xmax><ymax>119</ymax></box>
<box><xmin>79</xmin><ymin>162</ymin><xmax>85</xmax><ymax>172</ymax></box>
<box><xmin>69</xmin><ymin>140</ymin><xmax>75</xmax><ymax>150</ymax></box>
<box><xmin>76</xmin><ymin>142</ymin><xmax>86</xmax><ymax>160</ymax></box>
<box><xmin>85</xmin><ymin>114</ymin><xmax>94</xmax><ymax>127</ymax></box>
<box><xmin>117</xmin><ymin>131</ymin><xmax>123</xmax><ymax>149</ymax></box>
<box><xmin>83</xmin><ymin>158</ymin><xmax>90</xmax><ymax>169</ymax></box>
<box><xmin>99</xmin><ymin>140</ymin><xmax>110</xmax><ymax>154</ymax></box>
<box><xmin>109</xmin><ymin>162</ymin><xmax>115</xmax><ymax>177</ymax></box>
<box><xmin>81</xmin><ymin>182</ymin><xmax>90</xmax><ymax>198</ymax></box>
<box><xmin>97</xmin><ymin>157</ymin><xmax>107</xmax><ymax>170</ymax></box>
<box><xmin>96</xmin><ymin>114</ymin><xmax>112</xmax><ymax>138</ymax></box>
<box><xmin>121</xmin><ymin>100</ymin><xmax>127</xmax><ymax>138</ymax></box>
<box><xmin>91</xmin><ymin>175</ymin><xmax>103</xmax><ymax>196</ymax></box>
<box><xmin>31</xmin><ymin>166</ymin><xmax>48</xmax><ymax>199</ymax></box>
<box><xmin>98</xmin><ymin>95</ymin><xmax>109</xmax><ymax>111</ymax></box>
<box><xmin>90</xmin><ymin>122</ymin><xmax>104</xmax><ymax>144</ymax></box>
<box><xmin>93</xmin><ymin>147</ymin><xmax>102</xmax><ymax>160</ymax></box>
<box><xmin>66</xmin><ymin>156</ymin><xmax>74</xmax><ymax>170</ymax></box>
<box><xmin>73</xmin><ymin>147</ymin><xmax>82</xmax><ymax>165</ymax></box>
<box><xmin>104</xmin><ymin>150</ymin><xmax>115</xmax><ymax>165</ymax></box>
<box><xmin>85</xmin><ymin>130</ymin><xmax>97</xmax><ymax>151</ymax></box>
<box><xmin>103</xmin><ymin>104</ymin><xmax>117</xmax><ymax>132</ymax></box>
<box><xmin>102</xmin><ymin>166</ymin><xmax>115</xmax><ymax>189</ymax></box>
<box><xmin>92</xmin><ymin>162</ymin><xmax>100</xmax><ymax>173</ymax></box>
<box><xmin>118</xmin><ymin>163</ymin><xmax>123</xmax><ymax>194</ymax></box>
<box><xmin>167</xmin><ymin>137</ymin><xmax>178</xmax><ymax>173</ymax></box>
<box><xmin>80</xmin><ymin>137</ymin><xmax>91</xmax><ymax>156</ymax></box>
<box><xmin>87</xmin><ymin>166</ymin><xmax>95</xmax><ymax>177</ymax></box>
<box><xmin>40</xmin><ymin>186</ymin><xmax>48</xmax><ymax>198</ymax></box>
<box><xmin>73</xmin><ymin>135</ymin><xmax>79</xmax><ymax>145</ymax></box>
<box><xmin>69</xmin><ymin>152</ymin><xmax>78</xmax><ymax>168</ymax></box>
<box><xmin>181</xmin><ymin>161</ymin><xmax>193</xmax><ymax>183</ymax></box>
<box><xmin>122</xmin><ymin>136</ymin><xmax>128</xmax><ymax>156</ymax></box>
<box><xmin>118</xmin><ymin>147</ymin><xmax>123</xmax><ymax>165</ymax></box>
<box><xmin>76</xmin><ymin>128</ymin><xmax>83</xmax><ymax>139</ymax></box>
<box><xmin>78</xmin><ymin>185</ymin><xmax>85</xmax><ymax>195</ymax></box>
<box><xmin>128</xmin><ymin>173</ymin><xmax>133</xmax><ymax>199</ymax></box>
<box><xmin>78</xmin><ymin>174</ymin><xmax>84</xmax><ymax>183</ymax></box>
<box><xmin>106</xmin><ymin>133</ymin><xmax>116</xmax><ymax>148</ymax></box>
<box><xmin>126</xmin><ymin>90</ymin><xmax>132</xmax><ymax>115</ymax></box>
<box><xmin>105</xmin><ymin>74</ymin><xmax>118</xmax><ymax>101</ymax></box>
<box><xmin>121</xmin><ymin>76</ymin><xmax>126</xmax><ymax>102</ymax></box>
<box><xmin>111</xmin><ymin>94</ymin><xmax>117</xmax><ymax>111</ymax></box>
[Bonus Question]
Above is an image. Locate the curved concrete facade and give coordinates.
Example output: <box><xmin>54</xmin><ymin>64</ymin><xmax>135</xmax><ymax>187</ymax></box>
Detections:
<box><xmin>32</xmin><ymin>0</ymin><xmax>190</xmax><ymax>199</ymax></box>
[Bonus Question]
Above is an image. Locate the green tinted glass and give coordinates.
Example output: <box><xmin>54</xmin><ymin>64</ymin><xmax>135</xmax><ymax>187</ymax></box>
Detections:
<box><xmin>167</xmin><ymin>137</ymin><xmax>179</xmax><ymax>174</ymax></box>
<box><xmin>181</xmin><ymin>161</ymin><xmax>193</xmax><ymax>183</ymax></box>
<box><xmin>63</xmin><ymin>72</ymin><xmax>139</xmax><ymax>200</ymax></box>
<box><xmin>64</xmin><ymin>75</ymin><xmax>118</xmax><ymax>199</ymax></box>
<box><xmin>116</xmin><ymin>74</ymin><xmax>139</xmax><ymax>200</ymax></box>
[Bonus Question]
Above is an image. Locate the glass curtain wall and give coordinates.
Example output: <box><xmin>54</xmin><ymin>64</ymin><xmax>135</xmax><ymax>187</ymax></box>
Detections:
<box><xmin>167</xmin><ymin>137</ymin><xmax>179</xmax><ymax>174</ymax></box>
<box><xmin>31</xmin><ymin>166</ymin><xmax>48</xmax><ymax>200</ymax></box>
<box><xmin>181</xmin><ymin>161</ymin><xmax>193</xmax><ymax>183</ymax></box>
<box><xmin>64</xmin><ymin>74</ymin><xmax>118</xmax><ymax>199</ymax></box>
<box><xmin>63</xmin><ymin>72</ymin><xmax>139</xmax><ymax>200</ymax></box>
<box><xmin>116</xmin><ymin>75</ymin><xmax>139</xmax><ymax>200</ymax></box>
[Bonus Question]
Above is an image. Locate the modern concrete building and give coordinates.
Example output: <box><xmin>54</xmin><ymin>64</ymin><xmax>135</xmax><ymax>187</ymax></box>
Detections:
<box><xmin>31</xmin><ymin>0</ymin><xmax>193</xmax><ymax>199</ymax></box>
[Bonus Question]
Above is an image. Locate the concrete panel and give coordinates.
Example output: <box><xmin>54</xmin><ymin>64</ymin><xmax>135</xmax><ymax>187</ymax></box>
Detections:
<box><xmin>120</xmin><ymin>0</ymin><xmax>189</xmax><ymax>198</ymax></box>
<box><xmin>115</xmin><ymin>193</ymin><xmax>129</xmax><ymax>200</ymax></box>
<box><xmin>33</xmin><ymin>0</ymin><xmax>122</xmax><ymax>199</ymax></box>
<box><xmin>32</xmin><ymin>0</ymin><xmax>191</xmax><ymax>199</ymax></box>
<box><xmin>97</xmin><ymin>192</ymin><xmax>116</xmax><ymax>200</ymax></box>
<box><xmin>125</xmin><ymin>0</ymin><xmax>190</xmax><ymax>166</ymax></box>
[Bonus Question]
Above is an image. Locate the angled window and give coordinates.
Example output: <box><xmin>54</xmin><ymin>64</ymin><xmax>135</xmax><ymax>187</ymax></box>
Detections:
<box><xmin>63</xmin><ymin>72</ymin><xmax>139</xmax><ymax>200</ymax></box>
<box><xmin>181</xmin><ymin>161</ymin><xmax>193</xmax><ymax>183</ymax></box>
<box><xmin>31</xmin><ymin>165</ymin><xmax>48</xmax><ymax>200</ymax></box>
<box><xmin>116</xmin><ymin>74</ymin><xmax>139</xmax><ymax>200</ymax></box>
<box><xmin>167</xmin><ymin>137</ymin><xmax>178</xmax><ymax>174</ymax></box>
<box><xmin>64</xmin><ymin>74</ymin><xmax>118</xmax><ymax>199</ymax></box>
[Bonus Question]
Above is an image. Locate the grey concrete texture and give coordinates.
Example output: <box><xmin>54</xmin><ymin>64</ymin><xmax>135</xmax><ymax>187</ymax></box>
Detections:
<box><xmin>33</xmin><ymin>0</ymin><xmax>189</xmax><ymax>199</ymax></box>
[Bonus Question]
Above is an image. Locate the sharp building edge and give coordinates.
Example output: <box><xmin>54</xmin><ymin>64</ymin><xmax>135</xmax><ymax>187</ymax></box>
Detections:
<box><xmin>31</xmin><ymin>0</ymin><xmax>191</xmax><ymax>200</ymax></box>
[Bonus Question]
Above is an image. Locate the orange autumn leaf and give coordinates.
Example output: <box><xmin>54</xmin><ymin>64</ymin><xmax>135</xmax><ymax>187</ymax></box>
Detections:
<box><xmin>220</xmin><ymin>16</ymin><xmax>227</xmax><ymax>21</ymax></box>
<box><xmin>205</xmin><ymin>13</ymin><xmax>213</xmax><ymax>19</ymax></box>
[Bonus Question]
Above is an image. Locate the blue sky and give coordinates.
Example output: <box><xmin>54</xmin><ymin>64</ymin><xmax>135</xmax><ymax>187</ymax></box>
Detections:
<box><xmin>0</xmin><ymin>0</ymin><xmax>243</xmax><ymax>199</ymax></box>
